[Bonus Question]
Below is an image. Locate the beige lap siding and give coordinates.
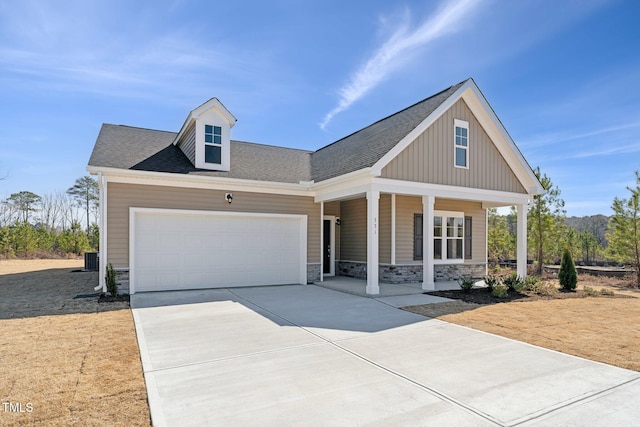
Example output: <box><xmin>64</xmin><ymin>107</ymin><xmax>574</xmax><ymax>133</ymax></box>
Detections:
<box><xmin>394</xmin><ymin>196</ymin><xmax>486</xmax><ymax>264</ymax></box>
<box><xmin>106</xmin><ymin>182</ymin><xmax>320</xmax><ymax>268</ymax></box>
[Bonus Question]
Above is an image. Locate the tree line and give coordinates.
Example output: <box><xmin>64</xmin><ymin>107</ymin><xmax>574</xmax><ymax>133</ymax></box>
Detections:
<box><xmin>488</xmin><ymin>168</ymin><xmax>640</xmax><ymax>286</ymax></box>
<box><xmin>0</xmin><ymin>176</ymin><xmax>99</xmax><ymax>258</ymax></box>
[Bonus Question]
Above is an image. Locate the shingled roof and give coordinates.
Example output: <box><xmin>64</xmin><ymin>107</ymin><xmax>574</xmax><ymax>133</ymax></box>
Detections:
<box><xmin>310</xmin><ymin>80</ymin><xmax>465</xmax><ymax>182</ymax></box>
<box><xmin>88</xmin><ymin>125</ymin><xmax>312</xmax><ymax>184</ymax></box>
<box><xmin>89</xmin><ymin>79</ymin><xmax>468</xmax><ymax>183</ymax></box>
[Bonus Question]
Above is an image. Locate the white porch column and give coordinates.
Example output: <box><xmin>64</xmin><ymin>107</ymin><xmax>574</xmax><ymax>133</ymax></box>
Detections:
<box><xmin>366</xmin><ymin>190</ymin><xmax>380</xmax><ymax>295</ymax></box>
<box><xmin>516</xmin><ymin>202</ymin><xmax>528</xmax><ymax>278</ymax></box>
<box><xmin>319</xmin><ymin>201</ymin><xmax>324</xmax><ymax>282</ymax></box>
<box><xmin>391</xmin><ymin>194</ymin><xmax>396</xmax><ymax>265</ymax></box>
<box><xmin>422</xmin><ymin>196</ymin><xmax>435</xmax><ymax>291</ymax></box>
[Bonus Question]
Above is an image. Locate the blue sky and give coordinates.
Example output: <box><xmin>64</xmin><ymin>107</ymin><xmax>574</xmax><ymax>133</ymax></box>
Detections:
<box><xmin>1</xmin><ymin>0</ymin><xmax>639</xmax><ymax>217</ymax></box>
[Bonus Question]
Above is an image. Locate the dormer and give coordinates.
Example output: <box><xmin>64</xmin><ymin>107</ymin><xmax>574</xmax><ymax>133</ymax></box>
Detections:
<box><xmin>173</xmin><ymin>98</ymin><xmax>237</xmax><ymax>171</ymax></box>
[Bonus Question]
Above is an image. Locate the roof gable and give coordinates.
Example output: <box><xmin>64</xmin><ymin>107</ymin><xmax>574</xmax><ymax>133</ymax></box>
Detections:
<box><xmin>310</xmin><ymin>81</ymin><xmax>465</xmax><ymax>182</ymax></box>
<box><xmin>370</xmin><ymin>78</ymin><xmax>543</xmax><ymax>195</ymax></box>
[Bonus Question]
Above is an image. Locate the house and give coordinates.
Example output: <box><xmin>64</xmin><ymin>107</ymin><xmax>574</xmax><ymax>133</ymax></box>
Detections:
<box><xmin>87</xmin><ymin>78</ymin><xmax>542</xmax><ymax>295</ymax></box>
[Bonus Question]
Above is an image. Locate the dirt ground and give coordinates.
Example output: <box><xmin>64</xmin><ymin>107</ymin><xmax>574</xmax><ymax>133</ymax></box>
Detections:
<box><xmin>0</xmin><ymin>259</ymin><xmax>150</xmax><ymax>426</ymax></box>
<box><xmin>404</xmin><ymin>274</ymin><xmax>640</xmax><ymax>372</ymax></box>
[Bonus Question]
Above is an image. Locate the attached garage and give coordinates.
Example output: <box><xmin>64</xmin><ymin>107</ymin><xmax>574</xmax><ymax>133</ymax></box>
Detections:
<box><xmin>130</xmin><ymin>208</ymin><xmax>307</xmax><ymax>293</ymax></box>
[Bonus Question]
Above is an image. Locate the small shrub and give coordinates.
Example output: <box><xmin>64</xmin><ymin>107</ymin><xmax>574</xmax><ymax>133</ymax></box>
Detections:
<box><xmin>522</xmin><ymin>276</ymin><xmax>540</xmax><ymax>292</ymax></box>
<box><xmin>558</xmin><ymin>249</ymin><xmax>578</xmax><ymax>291</ymax></box>
<box><xmin>583</xmin><ymin>286</ymin><xmax>597</xmax><ymax>296</ymax></box>
<box><xmin>492</xmin><ymin>283</ymin><xmax>508</xmax><ymax>298</ymax></box>
<box><xmin>532</xmin><ymin>281</ymin><xmax>557</xmax><ymax>296</ymax></box>
<box><xmin>458</xmin><ymin>277</ymin><xmax>475</xmax><ymax>293</ymax></box>
<box><xmin>106</xmin><ymin>263</ymin><xmax>118</xmax><ymax>296</ymax></box>
<box><xmin>503</xmin><ymin>273</ymin><xmax>524</xmax><ymax>291</ymax></box>
<box><xmin>483</xmin><ymin>275</ymin><xmax>499</xmax><ymax>293</ymax></box>
<box><xmin>600</xmin><ymin>288</ymin><xmax>615</xmax><ymax>296</ymax></box>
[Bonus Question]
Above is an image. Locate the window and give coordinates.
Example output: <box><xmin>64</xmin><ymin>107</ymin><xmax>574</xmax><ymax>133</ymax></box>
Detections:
<box><xmin>204</xmin><ymin>124</ymin><xmax>222</xmax><ymax>164</ymax></box>
<box><xmin>454</xmin><ymin>119</ymin><xmax>468</xmax><ymax>168</ymax></box>
<box><xmin>414</xmin><ymin>212</ymin><xmax>470</xmax><ymax>262</ymax></box>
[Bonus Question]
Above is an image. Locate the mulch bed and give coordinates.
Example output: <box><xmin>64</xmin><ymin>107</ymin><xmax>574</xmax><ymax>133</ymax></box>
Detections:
<box><xmin>426</xmin><ymin>287</ymin><xmax>633</xmax><ymax>305</ymax></box>
<box><xmin>98</xmin><ymin>293</ymin><xmax>130</xmax><ymax>303</ymax></box>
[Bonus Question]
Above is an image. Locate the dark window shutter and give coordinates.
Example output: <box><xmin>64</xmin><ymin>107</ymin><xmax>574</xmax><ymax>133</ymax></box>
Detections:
<box><xmin>464</xmin><ymin>216</ymin><xmax>472</xmax><ymax>259</ymax></box>
<box><xmin>414</xmin><ymin>214</ymin><xmax>423</xmax><ymax>260</ymax></box>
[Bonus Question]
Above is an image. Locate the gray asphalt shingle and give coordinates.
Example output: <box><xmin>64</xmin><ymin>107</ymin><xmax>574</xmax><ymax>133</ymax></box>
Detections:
<box><xmin>88</xmin><ymin>80</ymin><xmax>468</xmax><ymax>183</ymax></box>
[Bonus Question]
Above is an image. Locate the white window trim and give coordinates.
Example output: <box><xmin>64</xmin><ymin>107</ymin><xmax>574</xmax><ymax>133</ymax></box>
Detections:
<box><xmin>434</xmin><ymin>210</ymin><xmax>465</xmax><ymax>264</ymax></box>
<box><xmin>454</xmin><ymin>119</ymin><xmax>469</xmax><ymax>170</ymax></box>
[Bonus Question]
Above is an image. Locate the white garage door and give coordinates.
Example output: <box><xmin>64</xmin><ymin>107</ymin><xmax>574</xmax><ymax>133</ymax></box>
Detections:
<box><xmin>131</xmin><ymin>208</ymin><xmax>307</xmax><ymax>293</ymax></box>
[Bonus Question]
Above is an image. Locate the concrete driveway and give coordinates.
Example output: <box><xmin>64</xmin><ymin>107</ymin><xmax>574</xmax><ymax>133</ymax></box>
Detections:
<box><xmin>132</xmin><ymin>285</ymin><xmax>640</xmax><ymax>426</ymax></box>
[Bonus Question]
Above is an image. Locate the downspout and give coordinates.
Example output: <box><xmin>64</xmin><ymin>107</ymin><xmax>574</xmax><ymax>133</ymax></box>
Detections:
<box><xmin>94</xmin><ymin>172</ymin><xmax>106</xmax><ymax>292</ymax></box>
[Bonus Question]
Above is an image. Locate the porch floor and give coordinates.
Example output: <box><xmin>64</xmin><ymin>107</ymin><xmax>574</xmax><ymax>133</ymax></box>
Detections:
<box><xmin>315</xmin><ymin>276</ymin><xmax>470</xmax><ymax>297</ymax></box>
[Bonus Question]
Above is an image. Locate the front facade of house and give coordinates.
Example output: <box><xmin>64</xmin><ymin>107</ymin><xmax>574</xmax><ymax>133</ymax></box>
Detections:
<box><xmin>88</xmin><ymin>79</ymin><xmax>542</xmax><ymax>295</ymax></box>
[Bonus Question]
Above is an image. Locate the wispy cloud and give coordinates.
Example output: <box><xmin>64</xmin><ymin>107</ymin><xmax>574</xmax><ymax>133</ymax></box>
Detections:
<box><xmin>319</xmin><ymin>0</ymin><xmax>484</xmax><ymax>129</ymax></box>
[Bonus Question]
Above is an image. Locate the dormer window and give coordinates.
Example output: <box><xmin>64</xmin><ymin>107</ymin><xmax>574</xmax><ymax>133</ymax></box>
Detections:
<box><xmin>204</xmin><ymin>125</ymin><xmax>222</xmax><ymax>164</ymax></box>
<box><xmin>172</xmin><ymin>97</ymin><xmax>236</xmax><ymax>172</ymax></box>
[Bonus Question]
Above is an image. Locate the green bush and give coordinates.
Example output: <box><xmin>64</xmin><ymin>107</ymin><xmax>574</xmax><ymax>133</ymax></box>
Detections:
<box><xmin>492</xmin><ymin>283</ymin><xmax>509</xmax><ymax>298</ymax></box>
<box><xmin>483</xmin><ymin>275</ymin><xmax>499</xmax><ymax>293</ymax></box>
<box><xmin>458</xmin><ymin>277</ymin><xmax>475</xmax><ymax>293</ymax></box>
<box><xmin>105</xmin><ymin>263</ymin><xmax>118</xmax><ymax>296</ymax></box>
<box><xmin>558</xmin><ymin>249</ymin><xmax>577</xmax><ymax>291</ymax></box>
<box><xmin>503</xmin><ymin>273</ymin><xmax>524</xmax><ymax>291</ymax></box>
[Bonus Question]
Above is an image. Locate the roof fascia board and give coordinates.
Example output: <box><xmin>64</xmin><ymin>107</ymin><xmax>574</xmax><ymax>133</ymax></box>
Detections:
<box><xmin>460</xmin><ymin>85</ymin><xmax>544</xmax><ymax>195</ymax></box>
<box><xmin>371</xmin><ymin>79</ymin><xmax>543</xmax><ymax>196</ymax></box>
<box><xmin>86</xmin><ymin>166</ymin><xmax>313</xmax><ymax>197</ymax></box>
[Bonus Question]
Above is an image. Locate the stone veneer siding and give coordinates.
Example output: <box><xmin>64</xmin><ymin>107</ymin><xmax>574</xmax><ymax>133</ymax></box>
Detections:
<box><xmin>114</xmin><ymin>269</ymin><xmax>130</xmax><ymax>295</ymax></box>
<box><xmin>338</xmin><ymin>261</ymin><xmax>486</xmax><ymax>283</ymax></box>
<box><xmin>307</xmin><ymin>263</ymin><xmax>321</xmax><ymax>284</ymax></box>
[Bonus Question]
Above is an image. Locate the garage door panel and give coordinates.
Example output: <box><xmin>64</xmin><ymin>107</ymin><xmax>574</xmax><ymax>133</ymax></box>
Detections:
<box><xmin>132</xmin><ymin>210</ymin><xmax>305</xmax><ymax>293</ymax></box>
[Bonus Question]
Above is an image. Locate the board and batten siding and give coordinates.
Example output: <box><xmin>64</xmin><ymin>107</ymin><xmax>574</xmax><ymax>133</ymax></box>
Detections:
<box><xmin>106</xmin><ymin>182</ymin><xmax>319</xmax><ymax>268</ymax></box>
<box><xmin>394</xmin><ymin>195</ymin><xmax>486</xmax><ymax>264</ymax></box>
<box><xmin>382</xmin><ymin>99</ymin><xmax>526</xmax><ymax>194</ymax></box>
<box><xmin>176</xmin><ymin>122</ymin><xmax>196</xmax><ymax>165</ymax></box>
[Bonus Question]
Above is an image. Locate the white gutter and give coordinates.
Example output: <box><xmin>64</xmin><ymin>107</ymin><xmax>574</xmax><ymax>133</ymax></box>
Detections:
<box><xmin>94</xmin><ymin>171</ymin><xmax>106</xmax><ymax>292</ymax></box>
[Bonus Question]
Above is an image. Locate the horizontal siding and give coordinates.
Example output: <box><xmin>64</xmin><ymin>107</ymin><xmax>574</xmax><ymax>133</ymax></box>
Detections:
<box><xmin>177</xmin><ymin>122</ymin><xmax>196</xmax><ymax>164</ymax></box>
<box><xmin>382</xmin><ymin>99</ymin><xmax>525</xmax><ymax>194</ymax></box>
<box><xmin>395</xmin><ymin>196</ymin><xmax>422</xmax><ymax>263</ymax></box>
<box><xmin>379</xmin><ymin>194</ymin><xmax>391</xmax><ymax>264</ymax></box>
<box><xmin>339</xmin><ymin>198</ymin><xmax>366</xmax><ymax>262</ymax></box>
<box><xmin>107</xmin><ymin>182</ymin><xmax>319</xmax><ymax>268</ymax></box>
<box><xmin>395</xmin><ymin>196</ymin><xmax>486</xmax><ymax>264</ymax></box>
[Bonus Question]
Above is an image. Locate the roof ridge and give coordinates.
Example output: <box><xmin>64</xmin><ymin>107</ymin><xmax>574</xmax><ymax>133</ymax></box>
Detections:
<box><xmin>231</xmin><ymin>140</ymin><xmax>313</xmax><ymax>153</ymax></box>
<box><xmin>314</xmin><ymin>79</ymin><xmax>468</xmax><ymax>154</ymax></box>
<box><xmin>103</xmin><ymin>123</ymin><xmax>178</xmax><ymax>134</ymax></box>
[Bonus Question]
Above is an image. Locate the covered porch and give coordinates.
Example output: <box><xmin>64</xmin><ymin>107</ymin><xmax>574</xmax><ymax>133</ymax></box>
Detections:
<box><xmin>316</xmin><ymin>180</ymin><xmax>529</xmax><ymax>295</ymax></box>
<box><xmin>315</xmin><ymin>275</ymin><xmax>473</xmax><ymax>298</ymax></box>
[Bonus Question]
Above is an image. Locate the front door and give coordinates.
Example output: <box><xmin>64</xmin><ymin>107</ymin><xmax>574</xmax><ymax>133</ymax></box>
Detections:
<box><xmin>323</xmin><ymin>219</ymin><xmax>332</xmax><ymax>274</ymax></box>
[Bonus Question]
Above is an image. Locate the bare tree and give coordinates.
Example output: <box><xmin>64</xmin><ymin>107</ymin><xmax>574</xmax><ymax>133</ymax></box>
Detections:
<box><xmin>59</xmin><ymin>193</ymin><xmax>81</xmax><ymax>231</ymax></box>
<box><xmin>40</xmin><ymin>192</ymin><xmax>63</xmax><ymax>231</ymax></box>
<box><xmin>0</xmin><ymin>200</ymin><xmax>17</xmax><ymax>227</ymax></box>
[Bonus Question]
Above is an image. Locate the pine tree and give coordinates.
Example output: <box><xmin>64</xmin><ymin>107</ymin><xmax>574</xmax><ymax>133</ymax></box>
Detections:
<box><xmin>558</xmin><ymin>248</ymin><xmax>577</xmax><ymax>291</ymax></box>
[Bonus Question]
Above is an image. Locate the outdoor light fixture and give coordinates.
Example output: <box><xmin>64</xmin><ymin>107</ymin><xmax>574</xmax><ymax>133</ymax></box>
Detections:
<box><xmin>335</xmin><ymin>218</ymin><xmax>341</xmax><ymax>226</ymax></box>
<box><xmin>225</xmin><ymin>193</ymin><xmax>233</xmax><ymax>203</ymax></box>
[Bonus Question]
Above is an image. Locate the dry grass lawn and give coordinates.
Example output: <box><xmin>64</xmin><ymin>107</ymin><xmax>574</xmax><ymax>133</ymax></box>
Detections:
<box><xmin>405</xmin><ymin>275</ymin><xmax>640</xmax><ymax>372</ymax></box>
<box><xmin>0</xmin><ymin>259</ymin><xmax>150</xmax><ymax>426</ymax></box>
